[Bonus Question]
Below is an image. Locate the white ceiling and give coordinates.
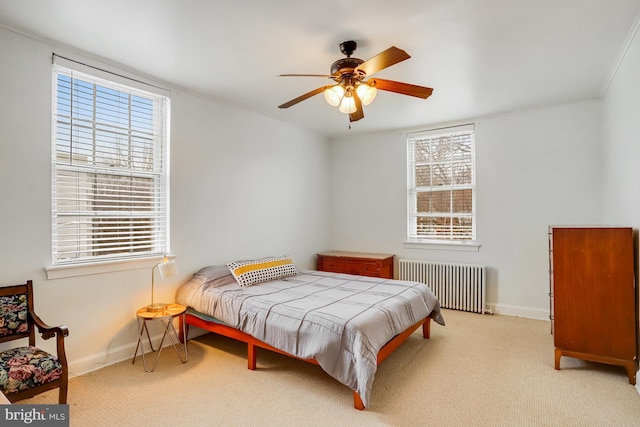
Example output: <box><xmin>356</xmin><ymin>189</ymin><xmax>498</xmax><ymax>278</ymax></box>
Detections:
<box><xmin>1</xmin><ymin>0</ymin><xmax>639</xmax><ymax>139</ymax></box>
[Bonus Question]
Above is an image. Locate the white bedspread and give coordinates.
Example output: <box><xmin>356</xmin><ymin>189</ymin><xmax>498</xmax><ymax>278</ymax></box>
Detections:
<box><xmin>176</xmin><ymin>266</ymin><xmax>445</xmax><ymax>406</ymax></box>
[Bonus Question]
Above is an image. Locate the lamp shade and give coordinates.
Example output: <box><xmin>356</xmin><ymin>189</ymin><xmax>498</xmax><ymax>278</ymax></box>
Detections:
<box><xmin>356</xmin><ymin>83</ymin><xmax>377</xmax><ymax>105</ymax></box>
<box><xmin>148</xmin><ymin>256</ymin><xmax>176</xmax><ymax>312</ymax></box>
<box><xmin>338</xmin><ymin>94</ymin><xmax>357</xmax><ymax>114</ymax></box>
<box><xmin>157</xmin><ymin>258</ymin><xmax>177</xmax><ymax>279</ymax></box>
<box><xmin>323</xmin><ymin>85</ymin><xmax>345</xmax><ymax>107</ymax></box>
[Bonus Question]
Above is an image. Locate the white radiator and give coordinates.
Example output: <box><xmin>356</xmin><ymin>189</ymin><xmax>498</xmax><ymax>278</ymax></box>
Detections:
<box><xmin>399</xmin><ymin>259</ymin><xmax>487</xmax><ymax>314</ymax></box>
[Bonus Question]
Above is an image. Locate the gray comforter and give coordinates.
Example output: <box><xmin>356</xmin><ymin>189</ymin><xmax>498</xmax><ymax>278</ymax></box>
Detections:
<box><xmin>175</xmin><ymin>266</ymin><xmax>445</xmax><ymax>406</ymax></box>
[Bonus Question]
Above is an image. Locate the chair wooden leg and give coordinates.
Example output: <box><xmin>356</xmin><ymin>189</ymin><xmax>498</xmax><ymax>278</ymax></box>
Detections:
<box><xmin>59</xmin><ymin>383</ymin><xmax>67</xmax><ymax>404</ymax></box>
<box><xmin>58</xmin><ymin>368</ymin><xmax>68</xmax><ymax>404</ymax></box>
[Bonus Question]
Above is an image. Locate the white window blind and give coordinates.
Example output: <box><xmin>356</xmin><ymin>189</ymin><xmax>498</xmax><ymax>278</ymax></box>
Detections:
<box><xmin>52</xmin><ymin>64</ymin><xmax>170</xmax><ymax>265</ymax></box>
<box><xmin>407</xmin><ymin>124</ymin><xmax>476</xmax><ymax>242</ymax></box>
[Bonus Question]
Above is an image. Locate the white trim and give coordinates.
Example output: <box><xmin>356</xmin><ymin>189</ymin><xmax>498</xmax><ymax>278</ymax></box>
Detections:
<box><xmin>600</xmin><ymin>9</ymin><xmax>640</xmax><ymax>99</ymax></box>
<box><xmin>407</xmin><ymin>123</ymin><xmax>475</xmax><ymax>140</ymax></box>
<box><xmin>404</xmin><ymin>241</ymin><xmax>481</xmax><ymax>252</ymax></box>
<box><xmin>52</xmin><ymin>54</ymin><xmax>171</xmax><ymax>97</ymax></box>
<box><xmin>68</xmin><ymin>324</ymin><xmax>204</xmax><ymax>378</ymax></box>
<box><xmin>487</xmin><ymin>302</ymin><xmax>550</xmax><ymax>321</ymax></box>
<box><xmin>45</xmin><ymin>255</ymin><xmax>176</xmax><ymax>279</ymax></box>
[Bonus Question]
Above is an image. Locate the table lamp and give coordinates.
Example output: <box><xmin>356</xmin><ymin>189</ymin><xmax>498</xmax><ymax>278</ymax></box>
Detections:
<box><xmin>148</xmin><ymin>255</ymin><xmax>176</xmax><ymax>312</ymax></box>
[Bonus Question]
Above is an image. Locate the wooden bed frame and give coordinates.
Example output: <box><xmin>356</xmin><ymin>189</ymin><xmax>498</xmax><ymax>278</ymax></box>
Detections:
<box><xmin>179</xmin><ymin>311</ymin><xmax>433</xmax><ymax>410</ymax></box>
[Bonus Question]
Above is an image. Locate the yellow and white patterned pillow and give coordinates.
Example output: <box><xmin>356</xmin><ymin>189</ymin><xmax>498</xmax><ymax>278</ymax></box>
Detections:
<box><xmin>227</xmin><ymin>254</ymin><xmax>299</xmax><ymax>287</ymax></box>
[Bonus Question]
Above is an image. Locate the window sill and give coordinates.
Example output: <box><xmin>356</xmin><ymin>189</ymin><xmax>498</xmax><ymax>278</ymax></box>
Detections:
<box><xmin>45</xmin><ymin>255</ymin><xmax>175</xmax><ymax>280</ymax></box>
<box><xmin>403</xmin><ymin>241</ymin><xmax>481</xmax><ymax>252</ymax></box>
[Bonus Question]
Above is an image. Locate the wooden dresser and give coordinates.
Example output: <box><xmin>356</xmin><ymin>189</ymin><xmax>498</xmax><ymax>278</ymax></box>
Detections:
<box><xmin>549</xmin><ymin>226</ymin><xmax>637</xmax><ymax>384</ymax></box>
<box><xmin>316</xmin><ymin>251</ymin><xmax>394</xmax><ymax>279</ymax></box>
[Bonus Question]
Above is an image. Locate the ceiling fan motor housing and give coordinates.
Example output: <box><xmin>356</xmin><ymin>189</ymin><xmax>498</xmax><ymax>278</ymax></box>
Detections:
<box><xmin>332</xmin><ymin>41</ymin><xmax>365</xmax><ymax>78</ymax></box>
<box><xmin>330</xmin><ymin>57</ymin><xmax>365</xmax><ymax>78</ymax></box>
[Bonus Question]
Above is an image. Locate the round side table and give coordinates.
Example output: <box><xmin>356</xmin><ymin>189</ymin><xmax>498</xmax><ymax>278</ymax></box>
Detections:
<box><xmin>132</xmin><ymin>303</ymin><xmax>188</xmax><ymax>372</ymax></box>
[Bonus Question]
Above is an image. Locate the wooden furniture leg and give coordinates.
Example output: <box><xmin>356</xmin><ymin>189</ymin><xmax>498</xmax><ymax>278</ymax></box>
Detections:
<box><xmin>624</xmin><ymin>362</ymin><xmax>637</xmax><ymax>385</ymax></box>
<box><xmin>422</xmin><ymin>317</ymin><xmax>431</xmax><ymax>338</ymax></box>
<box><xmin>353</xmin><ymin>391</ymin><xmax>364</xmax><ymax>410</ymax></box>
<box><xmin>248</xmin><ymin>343</ymin><xmax>257</xmax><ymax>370</ymax></box>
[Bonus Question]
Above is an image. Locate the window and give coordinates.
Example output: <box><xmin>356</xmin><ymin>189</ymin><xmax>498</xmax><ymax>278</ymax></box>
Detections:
<box><xmin>52</xmin><ymin>64</ymin><xmax>170</xmax><ymax>265</ymax></box>
<box><xmin>407</xmin><ymin>124</ymin><xmax>476</xmax><ymax>243</ymax></box>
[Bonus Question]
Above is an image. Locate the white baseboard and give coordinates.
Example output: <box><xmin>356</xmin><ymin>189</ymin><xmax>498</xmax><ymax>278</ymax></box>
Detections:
<box><xmin>68</xmin><ymin>329</ymin><xmax>207</xmax><ymax>378</ymax></box>
<box><xmin>68</xmin><ymin>342</ymin><xmax>138</xmax><ymax>377</ymax></box>
<box><xmin>487</xmin><ymin>303</ymin><xmax>550</xmax><ymax>321</ymax></box>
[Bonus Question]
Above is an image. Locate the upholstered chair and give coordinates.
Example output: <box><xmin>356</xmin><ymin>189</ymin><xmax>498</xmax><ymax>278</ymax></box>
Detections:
<box><xmin>0</xmin><ymin>280</ymin><xmax>69</xmax><ymax>403</ymax></box>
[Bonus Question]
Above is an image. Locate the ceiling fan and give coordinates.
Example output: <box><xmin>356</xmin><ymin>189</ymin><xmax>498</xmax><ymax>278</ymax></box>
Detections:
<box><xmin>278</xmin><ymin>40</ymin><xmax>433</xmax><ymax>123</ymax></box>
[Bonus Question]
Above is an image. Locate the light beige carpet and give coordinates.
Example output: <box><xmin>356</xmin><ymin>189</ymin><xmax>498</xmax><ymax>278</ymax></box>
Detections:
<box><xmin>20</xmin><ymin>309</ymin><xmax>640</xmax><ymax>426</ymax></box>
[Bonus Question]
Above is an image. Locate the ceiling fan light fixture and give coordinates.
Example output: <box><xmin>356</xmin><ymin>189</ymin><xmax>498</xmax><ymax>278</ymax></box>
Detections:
<box><xmin>356</xmin><ymin>82</ymin><xmax>377</xmax><ymax>105</ymax></box>
<box><xmin>323</xmin><ymin>85</ymin><xmax>344</xmax><ymax>107</ymax></box>
<box><xmin>338</xmin><ymin>93</ymin><xmax>357</xmax><ymax>114</ymax></box>
<box><xmin>278</xmin><ymin>42</ymin><xmax>433</xmax><ymax>122</ymax></box>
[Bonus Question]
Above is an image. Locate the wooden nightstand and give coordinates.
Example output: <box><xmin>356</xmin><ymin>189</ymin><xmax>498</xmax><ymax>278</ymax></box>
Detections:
<box><xmin>132</xmin><ymin>303</ymin><xmax>188</xmax><ymax>372</ymax></box>
<box><xmin>316</xmin><ymin>251</ymin><xmax>395</xmax><ymax>279</ymax></box>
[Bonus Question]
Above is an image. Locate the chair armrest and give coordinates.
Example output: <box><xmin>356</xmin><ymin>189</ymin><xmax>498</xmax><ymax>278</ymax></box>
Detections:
<box><xmin>31</xmin><ymin>312</ymin><xmax>70</xmax><ymax>339</ymax></box>
<box><xmin>29</xmin><ymin>310</ymin><xmax>69</xmax><ymax>371</ymax></box>
<box><xmin>39</xmin><ymin>325</ymin><xmax>70</xmax><ymax>340</ymax></box>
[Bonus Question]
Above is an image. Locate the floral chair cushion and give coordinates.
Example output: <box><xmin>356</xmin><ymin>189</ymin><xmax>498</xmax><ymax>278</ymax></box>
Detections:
<box><xmin>0</xmin><ymin>294</ymin><xmax>29</xmax><ymax>337</ymax></box>
<box><xmin>0</xmin><ymin>346</ymin><xmax>63</xmax><ymax>395</ymax></box>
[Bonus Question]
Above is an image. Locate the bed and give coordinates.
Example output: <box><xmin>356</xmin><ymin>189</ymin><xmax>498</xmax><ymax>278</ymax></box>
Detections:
<box><xmin>175</xmin><ymin>259</ymin><xmax>445</xmax><ymax>409</ymax></box>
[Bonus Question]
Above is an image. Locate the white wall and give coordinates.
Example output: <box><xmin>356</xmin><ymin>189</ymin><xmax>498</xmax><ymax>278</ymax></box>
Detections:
<box><xmin>602</xmin><ymin>23</ymin><xmax>640</xmax><ymax>228</ymax></box>
<box><xmin>2</xmin><ymin>18</ymin><xmax>636</xmax><ymax>376</ymax></box>
<box><xmin>327</xmin><ymin>102</ymin><xmax>604</xmax><ymax>319</ymax></box>
<box><xmin>0</xmin><ymin>27</ymin><xmax>330</xmax><ymax>375</ymax></box>
<box><xmin>600</xmin><ymin>20</ymin><xmax>640</xmax><ymax>387</ymax></box>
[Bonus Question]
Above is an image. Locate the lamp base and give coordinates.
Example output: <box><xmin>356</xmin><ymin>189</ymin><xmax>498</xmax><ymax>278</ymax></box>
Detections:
<box><xmin>146</xmin><ymin>303</ymin><xmax>168</xmax><ymax>313</ymax></box>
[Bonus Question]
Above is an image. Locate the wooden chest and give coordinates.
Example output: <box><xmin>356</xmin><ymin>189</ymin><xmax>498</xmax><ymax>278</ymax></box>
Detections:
<box><xmin>316</xmin><ymin>251</ymin><xmax>394</xmax><ymax>279</ymax></box>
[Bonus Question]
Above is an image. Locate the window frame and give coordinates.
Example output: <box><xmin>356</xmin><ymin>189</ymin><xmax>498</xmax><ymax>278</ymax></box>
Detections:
<box><xmin>49</xmin><ymin>59</ymin><xmax>171</xmax><ymax>275</ymax></box>
<box><xmin>405</xmin><ymin>124</ymin><xmax>479</xmax><ymax>250</ymax></box>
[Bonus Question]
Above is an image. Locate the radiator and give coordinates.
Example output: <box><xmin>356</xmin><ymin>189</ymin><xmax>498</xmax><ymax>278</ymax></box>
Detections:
<box><xmin>398</xmin><ymin>259</ymin><xmax>487</xmax><ymax>314</ymax></box>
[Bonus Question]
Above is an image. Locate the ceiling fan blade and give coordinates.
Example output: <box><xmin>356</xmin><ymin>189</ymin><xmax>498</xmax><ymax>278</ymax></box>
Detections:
<box><xmin>280</xmin><ymin>74</ymin><xmax>334</xmax><ymax>78</ymax></box>
<box><xmin>370</xmin><ymin>78</ymin><xmax>433</xmax><ymax>99</ymax></box>
<box><xmin>278</xmin><ymin>86</ymin><xmax>330</xmax><ymax>109</ymax></box>
<box><xmin>355</xmin><ymin>46</ymin><xmax>410</xmax><ymax>76</ymax></box>
<box><xmin>349</xmin><ymin>92</ymin><xmax>364</xmax><ymax>122</ymax></box>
